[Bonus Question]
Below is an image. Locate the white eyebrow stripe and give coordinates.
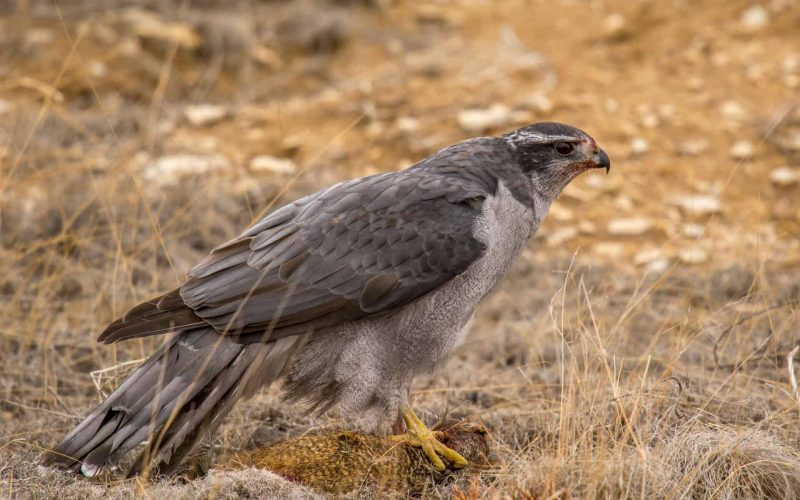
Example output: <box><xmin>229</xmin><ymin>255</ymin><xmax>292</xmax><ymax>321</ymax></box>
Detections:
<box><xmin>505</xmin><ymin>131</ymin><xmax>578</xmax><ymax>144</ymax></box>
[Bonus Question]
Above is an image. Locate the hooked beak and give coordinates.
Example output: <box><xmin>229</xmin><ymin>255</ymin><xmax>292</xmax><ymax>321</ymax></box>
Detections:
<box><xmin>593</xmin><ymin>149</ymin><xmax>611</xmax><ymax>174</ymax></box>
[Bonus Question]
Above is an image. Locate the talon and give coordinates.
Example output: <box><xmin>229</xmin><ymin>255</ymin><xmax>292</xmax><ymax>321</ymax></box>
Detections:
<box><xmin>388</xmin><ymin>405</ymin><xmax>468</xmax><ymax>471</ymax></box>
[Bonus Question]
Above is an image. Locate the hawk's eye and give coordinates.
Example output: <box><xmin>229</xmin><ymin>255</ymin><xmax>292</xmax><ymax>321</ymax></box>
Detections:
<box><xmin>555</xmin><ymin>142</ymin><xmax>574</xmax><ymax>155</ymax></box>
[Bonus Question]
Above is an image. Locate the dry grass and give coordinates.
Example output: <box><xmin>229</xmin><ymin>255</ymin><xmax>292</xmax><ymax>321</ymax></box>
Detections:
<box><xmin>2</xmin><ymin>0</ymin><xmax>800</xmax><ymax>498</ymax></box>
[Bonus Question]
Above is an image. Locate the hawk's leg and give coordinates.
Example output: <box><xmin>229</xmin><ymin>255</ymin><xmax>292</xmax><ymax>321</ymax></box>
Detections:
<box><xmin>389</xmin><ymin>405</ymin><xmax>468</xmax><ymax>471</ymax></box>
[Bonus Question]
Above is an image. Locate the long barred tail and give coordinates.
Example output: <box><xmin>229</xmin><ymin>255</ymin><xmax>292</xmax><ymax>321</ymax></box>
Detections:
<box><xmin>42</xmin><ymin>328</ymin><xmax>305</xmax><ymax>477</ymax></box>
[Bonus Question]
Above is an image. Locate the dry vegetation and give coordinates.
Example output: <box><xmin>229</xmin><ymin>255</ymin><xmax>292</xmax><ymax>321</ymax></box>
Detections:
<box><xmin>1</xmin><ymin>0</ymin><xmax>800</xmax><ymax>498</ymax></box>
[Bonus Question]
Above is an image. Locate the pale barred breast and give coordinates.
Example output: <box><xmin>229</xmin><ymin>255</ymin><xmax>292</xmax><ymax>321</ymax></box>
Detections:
<box><xmin>456</xmin><ymin>182</ymin><xmax>538</xmax><ymax>305</ymax></box>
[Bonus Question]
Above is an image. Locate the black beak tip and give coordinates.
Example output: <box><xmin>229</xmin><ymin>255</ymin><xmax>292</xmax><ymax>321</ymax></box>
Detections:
<box><xmin>596</xmin><ymin>149</ymin><xmax>611</xmax><ymax>174</ymax></box>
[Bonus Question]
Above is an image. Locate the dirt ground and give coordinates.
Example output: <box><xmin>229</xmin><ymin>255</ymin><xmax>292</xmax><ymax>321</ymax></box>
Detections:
<box><xmin>1</xmin><ymin>0</ymin><xmax>799</xmax><ymax>498</ymax></box>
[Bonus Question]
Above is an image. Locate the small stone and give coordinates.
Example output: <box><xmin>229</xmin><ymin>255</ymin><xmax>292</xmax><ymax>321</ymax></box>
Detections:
<box><xmin>527</xmin><ymin>92</ymin><xmax>553</xmax><ymax>114</ymax></box>
<box><xmin>730</xmin><ymin>140</ymin><xmax>754</xmax><ymax>160</ymax></box>
<box><xmin>143</xmin><ymin>154</ymin><xmax>230</xmax><ymax>186</ymax></box>
<box><xmin>783</xmin><ymin>55</ymin><xmax>800</xmax><ymax>75</ymax></box>
<box><xmin>578</xmin><ymin>221</ymin><xmax>597</xmax><ymax>234</ymax></box>
<box><xmin>0</xmin><ymin>100</ymin><xmax>10</xmax><ymax>116</ymax></box>
<box><xmin>720</xmin><ymin>101</ymin><xmax>748</xmax><ymax>122</ymax></box>
<box><xmin>88</xmin><ymin>60</ymin><xmax>108</xmax><ymax>79</ymax></box>
<box><xmin>585</xmin><ymin>175</ymin><xmax>607</xmax><ymax>191</ymax></box>
<box><xmin>641</xmin><ymin>113</ymin><xmax>660</xmax><ymax>129</ymax></box>
<box><xmin>634</xmin><ymin>248</ymin><xmax>663</xmax><ymax>266</ymax></box>
<box><xmin>593</xmin><ymin>242</ymin><xmax>625</xmax><ymax>259</ymax></box>
<box><xmin>676</xmin><ymin>139</ymin><xmax>710</xmax><ymax>156</ymax></box>
<box><xmin>457</xmin><ymin>104</ymin><xmax>511</xmax><ymax>132</ymax></box>
<box><xmin>124</xmin><ymin>9</ymin><xmax>202</xmax><ymax>48</ymax></box>
<box><xmin>658</xmin><ymin>104</ymin><xmax>676</xmax><ymax>119</ymax></box>
<box><xmin>614</xmin><ymin>195</ymin><xmax>634</xmax><ymax>211</ymax></box>
<box><xmin>608</xmin><ymin>217</ymin><xmax>652</xmax><ymax>236</ymax></box>
<box><xmin>687</xmin><ymin>76</ymin><xmax>705</xmax><ymax>90</ymax></box>
<box><xmin>25</xmin><ymin>28</ymin><xmax>54</xmax><ymax>46</ymax></box>
<box><xmin>548</xmin><ymin>204</ymin><xmax>574</xmax><ymax>222</ymax></box>
<box><xmin>547</xmin><ymin>227</ymin><xmax>578</xmax><ymax>246</ymax></box>
<box><xmin>681</xmin><ymin>223</ymin><xmax>706</xmax><ymax>238</ymax></box>
<box><xmin>395</xmin><ymin>116</ymin><xmax>419</xmax><ymax>133</ymax></box>
<box><xmin>249</xmin><ymin>155</ymin><xmax>297</xmax><ymax>175</ymax></box>
<box><xmin>603</xmin><ymin>13</ymin><xmax>627</xmax><ymax>38</ymax></box>
<box><xmin>740</xmin><ymin>5</ymin><xmax>769</xmax><ymax>32</ymax></box>
<box><xmin>365</xmin><ymin>121</ymin><xmax>384</xmax><ymax>139</ymax></box>
<box><xmin>184</xmin><ymin>104</ymin><xmax>228</xmax><ymax>127</ymax></box>
<box><xmin>629</xmin><ymin>137</ymin><xmax>649</xmax><ymax>155</ymax></box>
<box><xmin>676</xmin><ymin>195</ymin><xmax>721</xmax><ymax>216</ymax></box>
<box><xmin>250</xmin><ymin>45</ymin><xmax>283</xmax><ymax>69</ymax></box>
<box><xmin>678</xmin><ymin>248</ymin><xmax>709</xmax><ymax>265</ymax></box>
<box><xmin>648</xmin><ymin>259</ymin><xmax>670</xmax><ymax>273</ymax></box>
<box><xmin>770</xmin><ymin>166</ymin><xmax>799</xmax><ymax>186</ymax></box>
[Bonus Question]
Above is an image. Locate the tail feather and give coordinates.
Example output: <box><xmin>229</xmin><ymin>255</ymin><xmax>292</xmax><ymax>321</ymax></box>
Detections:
<box><xmin>42</xmin><ymin>328</ymin><xmax>305</xmax><ymax>477</ymax></box>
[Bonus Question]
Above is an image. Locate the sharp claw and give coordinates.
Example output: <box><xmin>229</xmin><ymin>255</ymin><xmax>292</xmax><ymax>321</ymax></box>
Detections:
<box><xmin>390</xmin><ymin>406</ymin><xmax>469</xmax><ymax>471</ymax></box>
<box><xmin>423</xmin><ymin>441</ymin><xmax>446</xmax><ymax>470</ymax></box>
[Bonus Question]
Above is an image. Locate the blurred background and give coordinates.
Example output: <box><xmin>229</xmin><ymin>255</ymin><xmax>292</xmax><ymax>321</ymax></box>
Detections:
<box><xmin>1</xmin><ymin>0</ymin><xmax>799</xmax><ymax>497</ymax></box>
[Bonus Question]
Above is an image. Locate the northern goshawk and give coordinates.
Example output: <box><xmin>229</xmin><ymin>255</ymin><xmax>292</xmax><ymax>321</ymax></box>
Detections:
<box><xmin>43</xmin><ymin>121</ymin><xmax>610</xmax><ymax>476</ymax></box>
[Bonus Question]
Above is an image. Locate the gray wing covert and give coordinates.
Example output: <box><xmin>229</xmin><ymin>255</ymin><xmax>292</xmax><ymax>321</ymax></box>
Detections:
<box><xmin>100</xmin><ymin>172</ymin><xmax>487</xmax><ymax>344</ymax></box>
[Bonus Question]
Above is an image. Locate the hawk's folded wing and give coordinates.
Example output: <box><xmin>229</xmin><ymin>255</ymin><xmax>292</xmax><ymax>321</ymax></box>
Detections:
<box><xmin>99</xmin><ymin>171</ymin><xmax>488</xmax><ymax>344</ymax></box>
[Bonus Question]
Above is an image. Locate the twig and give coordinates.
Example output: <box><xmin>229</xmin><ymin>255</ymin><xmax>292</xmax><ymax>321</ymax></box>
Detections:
<box><xmin>787</xmin><ymin>346</ymin><xmax>799</xmax><ymax>402</ymax></box>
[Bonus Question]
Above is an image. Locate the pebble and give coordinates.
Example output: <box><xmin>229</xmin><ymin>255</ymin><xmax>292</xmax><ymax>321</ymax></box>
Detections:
<box><xmin>607</xmin><ymin>217</ymin><xmax>652</xmax><ymax>236</ymax></box>
<box><xmin>614</xmin><ymin>195</ymin><xmax>634</xmax><ymax>211</ymax></box>
<box><xmin>143</xmin><ymin>154</ymin><xmax>230</xmax><ymax>186</ymax></box>
<box><xmin>593</xmin><ymin>242</ymin><xmax>625</xmax><ymax>259</ymax></box>
<box><xmin>634</xmin><ymin>248</ymin><xmax>663</xmax><ymax>266</ymax></box>
<box><xmin>681</xmin><ymin>223</ymin><xmax>706</xmax><ymax>238</ymax></box>
<box><xmin>603</xmin><ymin>13</ymin><xmax>627</xmax><ymax>38</ymax></box>
<box><xmin>720</xmin><ymin>101</ymin><xmax>748</xmax><ymax>122</ymax></box>
<box><xmin>184</xmin><ymin>104</ymin><xmax>228</xmax><ymax>127</ymax></box>
<box><xmin>770</xmin><ymin>166</ymin><xmax>799</xmax><ymax>187</ymax></box>
<box><xmin>548</xmin><ymin>204</ymin><xmax>574</xmax><ymax>221</ymax></box>
<box><xmin>249</xmin><ymin>155</ymin><xmax>297</xmax><ymax>175</ymax></box>
<box><xmin>740</xmin><ymin>5</ymin><xmax>769</xmax><ymax>32</ymax></box>
<box><xmin>678</xmin><ymin>247</ymin><xmax>709</xmax><ymax>265</ymax></box>
<box><xmin>676</xmin><ymin>195</ymin><xmax>721</xmax><ymax>216</ymax></box>
<box><xmin>124</xmin><ymin>9</ymin><xmax>202</xmax><ymax>48</ymax></box>
<box><xmin>527</xmin><ymin>92</ymin><xmax>553</xmax><ymax>114</ymax></box>
<box><xmin>88</xmin><ymin>60</ymin><xmax>108</xmax><ymax>79</ymax></box>
<box><xmin>0</xmin><ymin>99</ymin><xmax>10</xmax><ymax>116</ymax></box>
<box><xmin>547</xmin><ymin>227</ymin><xmax>578</xmax><ymax>246</ymax></box>
<box><xmin>395</xmin><ymin>116</ymin><xmax>420</xmax><ymax>133</ymax></box>
<box><xmin>783</xmin><ymin>130</ymin><xmax>800</xmax><ymax>152</ymax></box>
<box><xmin>457</xmin><ymin>104</ymin><xmax>511</xmax><ymax>132</ymax></box>
<box><xmin>729</xmin><ymin>140</ymin><xmax>754</xmax><ymax>160</ymax></box>
<box><xmin>784</xmin><ymin>55</ymin><xmax>800</xmax><ymax>75</ymax></box>
<box><xmin>578</xmin><ymin>221</ymin><xmax>597</xmax><ymax>234</ymax></box>
<box><xmin>641</xmin><ymin>113</ymin><xmax>660</xmax><ymax>129</ymax></box>
<box><xmin>648</xmin><ymin>259</ymin><xmax>671</xmax><ymax>273</ymax></box>
<box><xmin>676</xmin><ymin>138</ymin><xmax>710</xmax><ymax>156</ymax></box>
<box><xmin>24</xmin><ymin>28</ymin><xmax>54</xmax><ymax>46</ymax></box>
<box><xmin>629</xmin><ymin>137</ymin><xmax>649</xmax><ymax>155</ymax></box>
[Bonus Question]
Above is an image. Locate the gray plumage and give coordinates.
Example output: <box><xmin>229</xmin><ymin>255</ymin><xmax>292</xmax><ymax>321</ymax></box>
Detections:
<box><xmin>42</xmin><ymin>122</ymin><xmax>610</xmax><ymax>476</ymax></box>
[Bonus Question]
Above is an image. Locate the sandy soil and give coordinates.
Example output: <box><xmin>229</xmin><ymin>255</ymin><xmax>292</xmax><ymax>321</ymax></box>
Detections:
<box><xmin>1</xmin><ymin>0</ymin><xmax>799</xmax><ymax>497</ymax></box>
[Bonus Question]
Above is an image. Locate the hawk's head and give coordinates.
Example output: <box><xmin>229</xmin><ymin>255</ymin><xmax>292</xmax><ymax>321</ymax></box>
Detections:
<box><xmin>503</xmin><ymin>122</ymin><xmax>610</xmax><ymax>200</ymax></box>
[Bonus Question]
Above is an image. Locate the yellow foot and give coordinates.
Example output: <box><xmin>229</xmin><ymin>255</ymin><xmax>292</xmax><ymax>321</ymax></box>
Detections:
<box><xmin>389</xmin><ymin>405</ymin><xmax>468</xmax><ymax>471</ymax></box>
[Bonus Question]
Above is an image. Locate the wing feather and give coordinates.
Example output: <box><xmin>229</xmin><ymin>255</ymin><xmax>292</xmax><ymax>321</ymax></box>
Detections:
<box><xmin>100</xmin><ymin>168</ymin><xmax>489</xmax><ymax>344</ymax></box>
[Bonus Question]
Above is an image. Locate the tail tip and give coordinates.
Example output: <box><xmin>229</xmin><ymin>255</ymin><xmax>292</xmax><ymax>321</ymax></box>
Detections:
<box><xmin>80</xmin><ymin>462</ymin><xmax>102</xmax><ymax>477</ymax></box>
